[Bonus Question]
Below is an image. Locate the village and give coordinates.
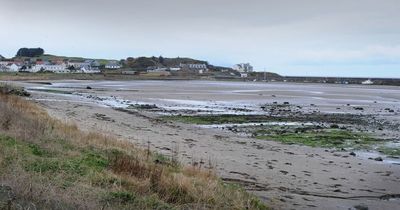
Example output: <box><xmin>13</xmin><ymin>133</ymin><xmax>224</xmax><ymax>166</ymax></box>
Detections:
<box><xmin>0</xmin><ymin>58</ymin><xmax>103</xmax><ymax>74</ymax></box>
<box><xmin>1</xmin><ymin>49</ymin><xmax>396</xmax><ymax>85</ymax></box>
<box><xmin>0</xmin><ymin>50</ymin><xmax>255</xmax><ymax>78</ymax></box>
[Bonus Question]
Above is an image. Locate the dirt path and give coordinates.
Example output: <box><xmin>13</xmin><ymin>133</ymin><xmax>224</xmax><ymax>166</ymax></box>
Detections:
<box><xmin>30</xmin><ymin>91</ymin><xmax>400</xmax><ymax>210</ymax></box>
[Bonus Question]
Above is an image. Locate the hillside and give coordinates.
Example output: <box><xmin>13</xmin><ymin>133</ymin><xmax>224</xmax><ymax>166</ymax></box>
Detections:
<box><xmin>123</xmin><ymin>56</ymin><xmax>208</xmax><ymax>70</ymax></box>
<box><xmin>13</xmin><ymin>54</ymin><xmax>115</xmax><ymax>66</ymax></box>
<box><xmin>163</xmin><ymin>57</ymin><xmax>208</xmax><ymax>67</ymax></box>
<box><xmin>3</xmin><ymin>50</ymin><xmax>283</xmax><ymax>79</ymax></box>
<box><xmin>249</xmin><ymin>71</ymin><xmax>283</xmax><ymax>79</ymax></box>
<box><xmin>10</xmin><ymin>54</ymin><xmax>209</xmax><ymax>69</ymax></box>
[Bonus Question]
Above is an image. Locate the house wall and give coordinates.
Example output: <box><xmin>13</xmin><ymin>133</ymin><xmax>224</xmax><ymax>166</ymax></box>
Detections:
<box><xmin>7</xmin><ymin>64</ymin><xmax>19</xmax><ymax>72</ymax></box>
<box><xmin>68</xmin><ymin>62</ymin><xmax>84</xmax><ymax>69</ymax></box>
<box><xmin>105</xmin><ymin>65</ymin><xmax>121</xmax><ymax>69</ymax></box>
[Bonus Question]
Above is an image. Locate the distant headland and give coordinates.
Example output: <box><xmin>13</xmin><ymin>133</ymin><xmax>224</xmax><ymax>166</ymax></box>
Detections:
<box><xmin>1</xmin><ymin>48</ymin><xmax>399</xmax><ymax>86</ymax></box>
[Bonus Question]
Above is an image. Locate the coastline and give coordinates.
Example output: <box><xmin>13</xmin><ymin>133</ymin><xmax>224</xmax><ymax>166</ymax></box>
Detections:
<box><xmin>2</xmin><ymin>72</ymin><xmax>400</xmax><ymax>87</ymax></box>
<box><xmin>15</xmin><ymin>79</ymin><xmax>400</xmax><ymax>210</ymax></box>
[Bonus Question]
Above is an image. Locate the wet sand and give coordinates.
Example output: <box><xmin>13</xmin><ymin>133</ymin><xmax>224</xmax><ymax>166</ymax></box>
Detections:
<box><xmin>14</xmin><ymin>80</ymin><xmax>400</xmax><ymax>210</ymax></box>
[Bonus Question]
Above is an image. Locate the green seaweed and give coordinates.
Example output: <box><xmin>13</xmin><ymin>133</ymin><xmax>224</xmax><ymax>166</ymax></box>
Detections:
<box><xmin>255</xmin><ymin>129</ymin><xmax>378</xmax><ymax>149</ymax></box>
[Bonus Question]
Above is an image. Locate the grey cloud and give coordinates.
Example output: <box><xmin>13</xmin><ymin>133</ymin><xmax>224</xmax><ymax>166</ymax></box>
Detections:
<box><xmin>1</xmin><ymin>0</ymin><xmax>400</xmax><ymax>77</ymax></box>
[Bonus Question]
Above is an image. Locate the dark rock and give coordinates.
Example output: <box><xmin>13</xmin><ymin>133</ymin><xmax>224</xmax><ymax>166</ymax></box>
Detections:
<box><xmin>349</xmin><ymin>152</ymin><xmax>356</xmax><ymax>156</ymax></box>
<box><xmin>279</xmin><ymin>170</ymin><xmax>289</xmax><ymax>175</ymax></box>
<box><xmin>374</xmin><ymin>157</ymin><xmax>383</xmax><ymax>161</ymax></box>
<box><xmin>86</xmin><ymin>86</ymin><xmax>92</xmax><ymax>89</ymax></box>
<box><xmin>330</xmin><ymin>124</ymin><xmax>339</xmax><ymax>129</ymax></box>
<box><xmin>0</xmin><ymin>185</ymin><xmax>14</xmax><ymax>210</ymax></box>
<box><xmin>353</xmin><ymin>204</ymin><xmax>368</xmax><ymax>210</ymax></box>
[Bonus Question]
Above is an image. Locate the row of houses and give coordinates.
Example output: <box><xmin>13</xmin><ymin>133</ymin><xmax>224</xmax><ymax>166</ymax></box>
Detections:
<box><xmin>0</xmin><ymin>59</ymin><xmax>122</xmax><ymax>73</ymax></box>
<box><xmin>146</xmin><ymin>63</ymin><xmax>251</xmax><ymax>77</ymax></box>
<box><xmin>0</xmin><ymin>56</ymin><xmax>252</xmax><ymax>78</ymax></box>
<box><xmin>146</xmin><ymin>63</ymin><xmax>209</xmax><ymax>74</ymax></box>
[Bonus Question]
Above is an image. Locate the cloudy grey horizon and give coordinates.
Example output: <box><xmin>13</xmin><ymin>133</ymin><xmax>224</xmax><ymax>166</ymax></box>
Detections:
<box><xmin>1</xmin><ymin>0</ymin><xmax>400</xmax><ymax>78</ymax></box>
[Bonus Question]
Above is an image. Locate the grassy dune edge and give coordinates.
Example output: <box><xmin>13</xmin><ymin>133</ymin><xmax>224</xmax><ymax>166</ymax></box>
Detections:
<box><xmin>0</xmin><ymin>90</ymin><xmax>268</xmax><ymax>209</ymax></box>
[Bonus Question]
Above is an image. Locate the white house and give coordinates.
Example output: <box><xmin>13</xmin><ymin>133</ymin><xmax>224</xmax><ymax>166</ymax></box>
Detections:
<box><xmin>233</xmin><ymin>63</ymin><xmax>253</xmax><ymax>73</ymax></box>
<box><xmin>169</xmin><ymin>67</ymin><xmax>181</xmax><ymax>71</ymax></box>
<box><xmin>240</xmin><ymin>73</ymin><xmax>248</xmax><ymax>78</ymax></box>
<box><xmin>6</xmin><ymin>64</ymin><xmax>20</xmax><ymax>72</ymax></box>
<box><xmin>147</xmin><ymin>67</ymin><xmax>168</xmax><ymax>72</ymax></box>
<box><xmin>79</xmin><ymin>60</ymin><xmax>100</xmax><ymax>72</ymax></box>
<box><xmin>32</xmin><ymin>64</ymin><xmax>68</xmax><ymax>73</ymax></box>
<box><xmin>67</xmin><ymin>61</ymin><xmax>85</xmax><ymax>69</ymax></box>
<box><xmin>80</xmin><ymin>66</ymin><xmax>100</xmax><ymax>73</ymax></box>
<box><xmin>0</xmin><ymin>61</ymin><xmax>11</xmax><ymax>67</ymax></box>
<box><xmin>179</xmin><ymin>63</ymin><xmax>208</xmax><ymax>74</ymax></box>
<box><xmin>180</xmin><ymin>63</ymin><xmax>207</xmax><ymax>70</ymax></box>
<box><xmin>362</xmin><ymin>79</ymin><xmax>374</xmax><ymax>85</ymax></box>
<box><xmin>31</xmin><ymin>65</ymin><xmax>43</xmax><ymax>73</ymax></box>
<box><xmin>52</xmin><ymin>68</ymin><xmax>70</xmax><ymax>74</ymax></box>
<box><xmin>105</xmin><ymin>61</ymin><xmax>121</xmax><ymax>69</ymax></box>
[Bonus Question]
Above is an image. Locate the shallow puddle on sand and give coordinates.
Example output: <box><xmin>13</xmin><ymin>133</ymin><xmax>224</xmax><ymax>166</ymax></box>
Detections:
<box><xmin>198</xmin><ymin>122</ymin><xmax>315</xmax><ymax>129</ymax></box>
<box><xmin>355</xmin><ymin>150</ymin><xmax>400</xmax><ymax>165</ymax></box>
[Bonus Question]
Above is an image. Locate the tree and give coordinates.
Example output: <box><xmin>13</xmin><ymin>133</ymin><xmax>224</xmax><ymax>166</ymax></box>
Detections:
<box><xmin>119</xmin><ymin>59</ymin><xmax>126</xmax><ymax>67</ymax></box>
<box><xmin>134</xmin><ymin>57</ymin><xmax>157</xmax><ymax>69</ymax></box>
<box><xmin>126</xmin><ymin>57</ymin><xmax>135</xmax><ymax>68</ymax></box>
<box><xmin>16</xmin><ymin>48</ymin><xmax>45</xmax><ymax>57</ymax></box>
<box><xmin>159</xmin><ymin>56</ymin><xmax>164</xmax><ymax>64</ymax></box>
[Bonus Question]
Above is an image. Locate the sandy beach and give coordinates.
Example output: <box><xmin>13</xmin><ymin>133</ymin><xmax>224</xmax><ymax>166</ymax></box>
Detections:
<box><xmin>14</xmin><ymin>80</ymin><xmax>400</xmax><ymax>210</ymax></box>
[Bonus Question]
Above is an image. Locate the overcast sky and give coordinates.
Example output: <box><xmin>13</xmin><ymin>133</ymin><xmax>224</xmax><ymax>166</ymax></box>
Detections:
<box><xmin>1</xmin><ymin>0</ymin><xmax>399</xmax><ymax>77</ymax></box>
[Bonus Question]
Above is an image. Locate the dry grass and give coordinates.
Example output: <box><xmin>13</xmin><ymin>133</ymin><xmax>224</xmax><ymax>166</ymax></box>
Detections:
<box><xmin>0</xmin><ymin>92</ymin><xmax>268</xmax><ymax>210</ymax></box>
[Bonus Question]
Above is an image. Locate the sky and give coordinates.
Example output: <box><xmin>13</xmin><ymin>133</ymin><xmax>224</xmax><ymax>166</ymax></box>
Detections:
<box><xmin>1</xmin><ymin>0</ymin><xmax>400</xmax><ymax>78</ymax></box>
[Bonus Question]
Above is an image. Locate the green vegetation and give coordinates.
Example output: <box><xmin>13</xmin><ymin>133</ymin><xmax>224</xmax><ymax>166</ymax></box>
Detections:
<box><xmin>165</xmin><ymin>115</ymin><xmax>384</xmax><ymax>150</ymax></box>
<box><xmin>162</xmin><ymin>114</ymin><xmax>359</xmax><ymax>125</ymax></box>
<box><xmin>0</xmin><ymin>83</ymin><xmax>30</xmax><ymax>96</ymax></box>
<box><xmin>105</xmin><ymin>191</ymin><xmax>175</xmax><ymax>209</ymax></box>
<box><xmin>255</xmin><ymin>129</ymin><xmax>378</xmax><ymax>149</ymax></box>
<box><xmin>16</xmin><ymin>48</ymin><xmax>44</xmax><ymax>57</ymax></box>
<box><xmin>14</xmin><ymin>54</ymin><xmax>111</xmax><ymax>66</ymax></box>
<box><xmin>0</xmin><ymin>92</ymin><xmax>267</xmax><ymax>209</ymax></box>
<box><xmin>378</xmin><ymin>146</ymin><xmax>400</xmax><ymax>156</ymax></box>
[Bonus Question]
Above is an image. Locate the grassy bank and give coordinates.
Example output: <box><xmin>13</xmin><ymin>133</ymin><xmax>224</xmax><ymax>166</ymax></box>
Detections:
<box><xmin>0</xmin><ymin>92</ymin><xmax>267</xmax><ymax>209</ymax></box>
